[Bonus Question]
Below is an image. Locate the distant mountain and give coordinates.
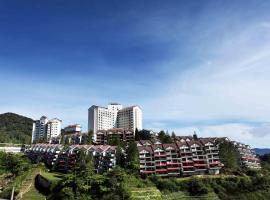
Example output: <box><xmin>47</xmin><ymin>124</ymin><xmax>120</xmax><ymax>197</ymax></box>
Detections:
<box><xmin>0</xmin><ymin>112</ymin><xmax>33</xmax><ymax>144</ymax></box>
<box><xmin>253</xmin><ymin>148</ymin><xmax>270</xmax><ymax>156</ymax></box>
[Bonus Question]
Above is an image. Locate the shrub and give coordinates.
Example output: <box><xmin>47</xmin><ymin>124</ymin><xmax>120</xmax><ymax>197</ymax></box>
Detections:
<box><xmin>188</xmin><ymin>177</ymin><xmax>208</xmax><ymax>196</ymax></box>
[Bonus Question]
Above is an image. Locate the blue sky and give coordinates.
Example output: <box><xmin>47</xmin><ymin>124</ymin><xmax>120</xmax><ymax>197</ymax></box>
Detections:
<box><xmin>1</xmin><ymin>0</ymin><xmax>270</xmax><ymax>147</ymax></box>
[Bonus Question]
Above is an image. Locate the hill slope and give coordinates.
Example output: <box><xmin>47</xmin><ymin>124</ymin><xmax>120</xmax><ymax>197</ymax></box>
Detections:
<box><xmin>253</xmin><ymin>148</ymin><xmax>270</xmax><ymax>155</ymax></box>
<box><xmin>0</xmin><ymin>112</ymin><xmax>33</xmax><ymax>144</ymax></box>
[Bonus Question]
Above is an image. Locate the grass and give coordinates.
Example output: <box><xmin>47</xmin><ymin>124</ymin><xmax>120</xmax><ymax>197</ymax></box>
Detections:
<box><xmin>0</xmin><ymin>143</ymin><xmax>24</xmax><ymax>147</ymax></box>
<box><xmin>130</xmin><ymin>187</ymin><xmax>163</xmax><ymax>200</ymax></box>
<box><xmin>163</xmin><ymin>191</ymin><xmax>220</xmax><ymax>200</ymax></box>
<box><xmin>21</xmin><ymin>184</ymin><xmax>45</xmax><ymax>200</ymax></box>
<box><xmin>40</xmin><ymin>170</ymin><xmax>64</xmax><ymax>183</ymax></box>
<box><xmin>18</xmin><ymin>167</ymin><xmax>46</xmax><ymax>200</ymax></box>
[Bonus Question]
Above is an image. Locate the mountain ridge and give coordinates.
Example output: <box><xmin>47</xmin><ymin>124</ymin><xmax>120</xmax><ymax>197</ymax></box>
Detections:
<box><xmin>0</xmin><ymin>112</ymin><xmax>33</xmax><ymax>144</ymax></box>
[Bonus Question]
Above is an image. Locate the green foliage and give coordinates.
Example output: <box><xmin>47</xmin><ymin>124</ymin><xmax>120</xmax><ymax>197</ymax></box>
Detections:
<box><xmin>86</xmin><ymin>130</ymin><xmax>94</xmax><ymax>144</ymax></box>
<box><xmin>219</xmin><ymin>141</ymin><xmax>240</xmax><ymax>171</ymax></box>
<box><xmin>260</xmin><ymin>153</ymin><xmax>270</xmax><ymax>172</ymax></box>
<box><xmin>188</xmin><ymin>177</ymin><xmax>208</xmax><ymax>196</ymax></box>
<box><xmin>126</xmin><ymin>142</ymin><xmax>139</xmax><ymax>171</ymax></box>
<box><xmin>0</xmin><ymin>152</ymin><xmax>30</xmax><ymax>176</ymax></box>
<box><xmin>158</xmin><ymin>130</ymin><xmax>172</xmax><ymax>143</ymax></box>
<box><xmin>107</xmin><ymin>136</ymin><xmax>122</xmax><ymax>146</ymax></box>
<box><xmin>0</xmin><ymin>152</ymin><xmax>31</xmax><ymax>199</ymax></box>
<box><xmin>0</xmin><ymin>112</ymin><xmax>33</xmax><ymax>144</ymax></box>
<box><xmin>193</xmin><ymin>132</ymin><xmax>198</xmax><ymax>140</ymax></box>
<box><xmin>49</xmin><ymin>167</ymin><xmax>131</xmax><ymax>200</ymax></box>
<box><xmin>134</xmin><ymin>129</ymin><xmax>151</xmax><ymax>141</ymax></box>
<box><xmin>73</xmin><ymin>149</ymin><xmax>95</xmax><ymax>177</ymax></box>
<box><xmin>171</xmin><ymin>131</ymin><xmax>176</xmax><ymax>141</ymax></box>
<box><xmin>115</xmin><ymin>146</ymin><xmax>125</xmax><ymax>168</ymax></box>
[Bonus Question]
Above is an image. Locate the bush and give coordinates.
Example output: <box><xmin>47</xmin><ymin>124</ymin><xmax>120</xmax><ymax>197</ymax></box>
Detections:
<box><xmin>188</xmin><ymin>177</ymin><xmax>208</xmax><ymax>196</ymax></box>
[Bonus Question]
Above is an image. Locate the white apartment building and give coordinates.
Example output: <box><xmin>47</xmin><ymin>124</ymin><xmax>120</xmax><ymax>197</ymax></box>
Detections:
<box><xmin>64</xmin><ymin>124</ymin><xmax>82</xmax><ymax>134</ymax></box>
<box><xmin>47</xmin><ymin>118</ymin><xmax>62</xmax><ymax>139</ymax></box>
<box><xmin>117</xmin><ymin>106</ymin><xmax>142</xmax><ymax>132</ymax></box>
<box><xmin>31</xmin><ymin>116</ymin><xmax>62</xmax><ymax>143</ymax></box>
<box><xmin>88</xmin><ymin>103</ymin><xmax>142</xmax><ymax>140</ymax></box>
<box><xmin>32</xmin><ymin>116</ymin><xmax>48</xmax><ymax>143</ymax></box>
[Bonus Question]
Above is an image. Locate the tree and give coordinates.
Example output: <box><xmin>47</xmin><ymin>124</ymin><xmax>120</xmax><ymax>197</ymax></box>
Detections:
<box><xmin>116</xmin><ymin>146</ymin><xmax>125</xmax><ymax>168</ymax></box>
<box><xmin>107</xmin><ymin>136</ymin><xmax>121</xmax><ymax>146</ymax></box>
<box><xmin>171</xmin><ymin>131</ymin><xmax>176</xmax><ymax>141</ymax></box>
<box><xmin>193</xmin><ymin>132</ymin><xmax>198</xmax><ymax>140</ymax></box>
<box><xmin>219</xmin><ymin>141</ymin><xmax>240</xmax><ymax>171</ymax></box>
<box><xmin>158</xmin><ymin>130</ymin><xmax>172</xmax><ymax>143</ymax></box>
<box><xmin>86</xmin><ymin>130</ymin><xmax>94</xmax><ymax>144</ymax></box>
<box><xmin>126</xmin><ymin>141</ymin><xmax>139</xmax><ymax>171</ymax></box>
<box><xmin>188</xmin><ymin>177</ymin><xmax>208</xmax><ymax>196</ymax></box>
<box><xmin>135</xmin><ymin>128</ymin><xmax>140</xmax><ymax>141</ymax></box>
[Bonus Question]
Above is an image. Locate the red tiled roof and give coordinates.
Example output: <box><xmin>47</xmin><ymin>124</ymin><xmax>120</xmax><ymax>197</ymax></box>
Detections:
<box><xmin>138</xmin><ymin>146</ymin><xmax>153</xmax><ymax>153</ymax></box>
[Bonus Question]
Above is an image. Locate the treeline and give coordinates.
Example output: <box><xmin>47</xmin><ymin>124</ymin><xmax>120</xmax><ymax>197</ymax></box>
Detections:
<box><xmin>0</xmin><ymin>151</ymin><xmax>30</xmax><ymax>176</ymax></box>
<box><xmin>0</xmin><ymin>112</ymin><xmax>33</xmax><ymax>144</ymax></box>
<box><xmin>46</xmin><ymin>148</ymin><xmax>142</xmax><ymax>200</ymax></box>
<box><xmin>134</xmin><ymin>129</ymin><xmax>177</xmax><ymax>143</ymax></box>
<box><xmin>0</xmin><ymin>152</ymin><xmax>31</xmax><ymax>199</ymax></box>
<box><xmin>260</xmin><ymin>153</ymin><xmax>270</xmax><ymax>171</ymax></box>
<box><xmin>150</xmin><ymin>169</ymin><xmax>270</xmax><ymax>199</ymax></box>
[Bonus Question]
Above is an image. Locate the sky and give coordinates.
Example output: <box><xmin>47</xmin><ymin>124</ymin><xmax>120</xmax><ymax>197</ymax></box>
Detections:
<box><xmin>1</xmin><ymin>0</ymin><xmax>270</xmax><ymax>147</ymax></box>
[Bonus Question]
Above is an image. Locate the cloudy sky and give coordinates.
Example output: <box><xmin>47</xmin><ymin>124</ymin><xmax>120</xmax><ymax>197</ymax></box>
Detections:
<box><xmin>1</xmin><ymin>0</ymin><xmax>270</xmax><ymax>147</ymax></box>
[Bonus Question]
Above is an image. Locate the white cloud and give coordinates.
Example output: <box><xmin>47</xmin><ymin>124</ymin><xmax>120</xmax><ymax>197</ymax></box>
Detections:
<box><xmin>141</xmin><ymin>13</ymin><xmax>270</xmax><ymax>125</ymax></box>
<box><xmin>171</xmin><ymin>123</ymin><xmax>270</xmax><ymax>148</ymax></box>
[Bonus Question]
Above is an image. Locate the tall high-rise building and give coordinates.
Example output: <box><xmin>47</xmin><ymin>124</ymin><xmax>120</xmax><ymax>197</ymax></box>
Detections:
<box><xmin>32</xmin><ymin>116</ymin><xmax>48</xmax><ymax>143</ymax></box>
<box><xmin>47</xmin><ymin>118</ymin><xmax>62</xmax><ymax>139</ymax></box>
<box><xmin>88</xmin><ymin>103</ymin><xmax>142</xmax><ymax>140</ymax></box>
<box><xmin>117</xmin><ymin>106</ymin><xmax>142</xmax><ymax>131</ymax></box>
<box><xmin>31</xmin><ymin>116</ymin><xmax>62</xmax><ymax>143</ymax></box>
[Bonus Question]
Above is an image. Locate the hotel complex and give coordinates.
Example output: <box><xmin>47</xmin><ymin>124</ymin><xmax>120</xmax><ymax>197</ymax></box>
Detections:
<box><xmin>137</xmin><ymin>136</ymin><xmax>261</xmax><ymax>177</ymax></box>
<box><xmin>26</xmin><ymin>144</ymin><xmax>116</xmax><ymax>173</ymax></box>
<box><xmin>29</xmin><ymin>103</ymin><xmax>261</xmax><ymax>176</ymax></box>
<box><xmin>32</xmin><ymin>116</ymin><xmax>62</xmax><ymax>143</ymax></box>
<box><xmin>88</xmin><ymin>103</ymin><xmax>142</xmax><ymax>140</ymax></box>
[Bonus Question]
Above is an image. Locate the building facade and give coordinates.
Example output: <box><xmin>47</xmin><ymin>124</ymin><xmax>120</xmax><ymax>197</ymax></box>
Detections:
<box><xmin>96</xmin><ymin>128</ymin><xmax>134</xmax><ymax>144</ymax></box>
<box><xmin>116</xmin><ymin>106</ymin><xmax>142</xmax><ymax>132</ymax></box>
<box><xmin>62</xmin><ymin>124</ymin><xmax>88</xmax><ymax>145</ymax></box>
<box><xmin>137</xmin><ymin>136</ymin><xmax>261</xmax><ymax>177</ymax></box>
<box><xmin>137</xmin><ymin>138</ymin><xmax>223</xmax><ymax>177</ymax></box>
<box><xmin>32</xmin><ymin>116</ymin><xmax>48</xmax><ymax>143</ymax></box>
<box><xmin>31</xmin><ymin>116</ymin><xmax>62</xmax><ymax>143</ymax></box>
<box><xmin>233</xmin><ymin>141</ymin><xmax>261</xmax><ymax>169</ymax></box>
<box><xmin>47</xmin><ymin>118</ymin><xmax>62</xmax><ymax>141</ymax></box>
<box><xmin>88</xmin><ymin>103</ymin><xmax>142</xmax><ymax>140</ymax></box>
<box><xmin>26</xmin><ymin>144</ymin><xmax>117</xmax><ymax>173</ymax></box>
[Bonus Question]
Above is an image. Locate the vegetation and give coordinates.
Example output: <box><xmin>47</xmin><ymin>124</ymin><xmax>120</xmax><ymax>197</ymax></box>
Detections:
<box><xmin>126</xmin><ymin>141</ymin><xmax>139</xmax><ymax>171</ymax></box>
<box><xmin>157</xmin><ymin>130</ymin><xmax>173</xmax><ymax>143</ymax></box>
<box><xmin>85</xmin><ymin>130</ymin><xmax>94</xmax><ymax>144</ymax></box>
<box><xmin>0</xmin><ymin>152</ymin><xmax>30</xmax><ymax>176</ymax></box>
<box><xmin>0</xmin><ymin>152</ymin><xmax>31</xmax><ymax>199</ymax></box>
<box><xmin>149</xmin><ymin>170</ymin><xmax>270</xmax><ymax>200</ymax></box>
<box><xmin>260</xmin><ymin>153</ymin><xmax>270</xmax><ymax>171</ymax></box>
<box><xmin>0</xmin><ymin>112</ymin><xmax>33</xmax><ymax>144</ymax></box>
<box><xmin>135</xmin><ymin>129</ymin><xmax>152</xmax><ymax>141</ymax></box>
<box><xmin>219</xmin><ymin>141</ymin><xmax>241</xmax><ymax>172</ymax></box>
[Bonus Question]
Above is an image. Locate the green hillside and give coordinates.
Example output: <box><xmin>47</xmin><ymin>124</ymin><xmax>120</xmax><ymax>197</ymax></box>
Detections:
<box><xmin>0</xmin><ymin>112</ymin><xmax>33</xmax><ymax>144</ymax></box>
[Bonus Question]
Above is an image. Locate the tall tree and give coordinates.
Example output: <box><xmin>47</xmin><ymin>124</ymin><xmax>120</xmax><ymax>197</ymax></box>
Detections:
<box><xmin>86</xmin><ymin>130</ymin><xmax>94</xmax><ymax>144</ymax></box>
<box><xmin>158</xmin><ymin>130</ymin><xmax>172</xmax><ymax>143</ymax></box>
<box><xmin>193</xmin><ymin>132</ymin><xmax>198</xmax><ymax>140</ymax></box>
<box><xmin>135</xmin><ymin>128</ymin><xmax>140</xmax><ymax>141</ymax></box>
<box><xmin>115</xmin><ymin>146</ymin><xmax>125</xmax><ymax>168</ymax></box>
<box><xmin>171</xmin><ymin>131</ymin><xmax>176</xmax><ymax>141</ymax></box>
<box><xmin>219</xmin><ymin>141</ymin><xmax>240</xmax><ymax>171</ymax></box>
<box><xmin>126</xmin><ymin>141</ymin><xmax>139</xmax><ymax>171</ymax></box>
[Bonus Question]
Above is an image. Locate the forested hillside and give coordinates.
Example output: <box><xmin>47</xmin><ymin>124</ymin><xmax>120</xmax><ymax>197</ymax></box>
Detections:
<box><xmin>0</xmin><ymin>113</ymin><xmax>33</xmax><ymax>144</ymax></box>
